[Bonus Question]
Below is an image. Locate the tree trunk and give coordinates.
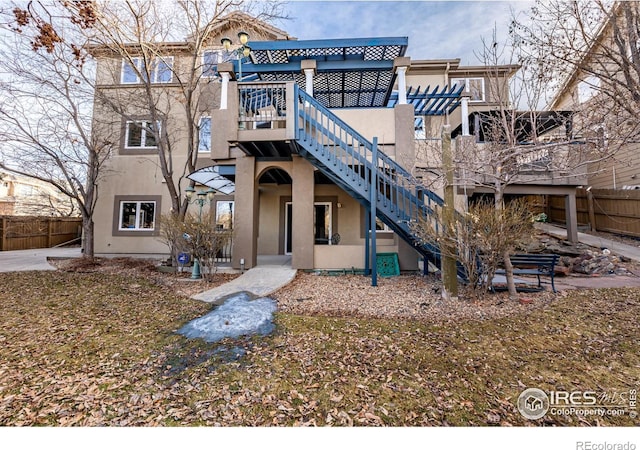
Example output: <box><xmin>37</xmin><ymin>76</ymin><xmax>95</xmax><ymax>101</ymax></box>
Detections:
<box><xmin>82</xmin><ymin>217</ymin><xmax>94</xmax><ymax>260</ymax></box>
<box><xmin>441</xmin><ymin>125</ymin><xmax>458</xmax><ymax>299</ymax></box>
<box><xmin>502</xmin><ymin>248</ymin><xmax>518</xmax><ymax>299</ymax></box>
<box><xmin>495</xmin><ymin>187</ymin><xmax>518</xmax><ymax>299</ymax></box>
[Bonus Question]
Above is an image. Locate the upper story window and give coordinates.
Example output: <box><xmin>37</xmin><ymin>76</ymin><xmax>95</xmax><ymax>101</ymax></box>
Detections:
<box><xmin>121</xmin><ymin>56</ymin><xmax>174</xmax><ymax>84</ymax></box>
<box><xmin>577</xmin><ymin>75</ymin><xmax>601</xmax><ymax>104</ymax></box>
<box><xmin>414</xmin><ymin>117</ymin><xmax>426</xmax><ymax>140</ymax></box>
<box><xmin>202</xmin><ymin>50</ymin><xmax>223</xmax><ymax>78</ymax></box>
<box><xmin>125</xmin><ymin>120</ymin><xmax>160</xmax><ymax>149</ymax></box>
<box><xmin>18</xmin><ymin>184</ymin><xmax>35</xmax><ymax>196</ymax></box>
<box><xmin>198</xmin><ymin>116</ymin><xmax>211</xmax><ymax>152</ymax></box>
<box><xmin>451</xmin><ymin>77</ymin><xmax>485</xmax><ymax>102</ymax></box>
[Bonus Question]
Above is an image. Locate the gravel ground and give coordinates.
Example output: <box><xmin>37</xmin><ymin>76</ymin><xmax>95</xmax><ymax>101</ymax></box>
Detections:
<box><xmin>50</xmin><ymin>256</ymin><xmax>628</xmax><ymax>324</ymax></box>
<box><xmin>272</xmin><ymin>272</ymin><xmax>557</xmax><ymax>323</ymax></box>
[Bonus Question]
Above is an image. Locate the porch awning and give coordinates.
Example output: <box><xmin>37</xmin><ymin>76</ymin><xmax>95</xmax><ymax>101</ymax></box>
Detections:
<box><xmin>233</xmin><ymin>37</ymin><xmax>408</xmax><ymax>108</ymax></box>
<box><xmin>187</xmin><ymin>165</ymin><xmax>235</xmax><ymax>195</ymax></box>
<box><xmin>388</xmin><ymin>84</ymin><xmax>464</xmax><ymax>116</ymax></box>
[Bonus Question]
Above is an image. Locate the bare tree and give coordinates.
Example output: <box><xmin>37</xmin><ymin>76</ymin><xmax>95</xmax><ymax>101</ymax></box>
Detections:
<box><xmin>3</xmin><ymin>0</ymin><xmax>285</xmax><ymax>257</ymax></box>
<box><xmin>86</xmin><ymin>0</ymin><xmax>286</xmax><ymax>217</ymax></box>
<box><xmin>512</xmin><ymin>0</ymin><xmax>640</xmax><ymax>149</ymax></box>
<box><xmin>412</xmin><ymin>24</ymin><xmax>614</xmax><ymax>298</ymax></box>
<box><xmin>411</xmin><ymin>198</ymin><xmax>534</xmax><ymax>296</ymax></box>
<box><xmin>0</xmin><ymin>10</ymin><xmax>112</xmax><ymax>258</ymax></box>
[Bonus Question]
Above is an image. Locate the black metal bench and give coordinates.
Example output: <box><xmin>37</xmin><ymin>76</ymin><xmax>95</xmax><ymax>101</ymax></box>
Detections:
<box><xmin>495</xmin><ymin>254</ymin><xmax>559</xmax><ymax>293</ymax></box>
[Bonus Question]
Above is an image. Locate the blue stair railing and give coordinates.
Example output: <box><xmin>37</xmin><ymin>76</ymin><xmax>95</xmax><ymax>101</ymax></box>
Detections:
<box><xmin>293</xmin><ymin>85</ymin><xmax>460</xmax><ymax>275</ymax></box>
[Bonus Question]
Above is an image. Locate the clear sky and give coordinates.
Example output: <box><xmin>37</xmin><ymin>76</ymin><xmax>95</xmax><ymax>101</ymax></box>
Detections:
<box><xmin>277</xmin><ymin>0</ymin><xmax>533</xmax><ymax>65</ymax></box>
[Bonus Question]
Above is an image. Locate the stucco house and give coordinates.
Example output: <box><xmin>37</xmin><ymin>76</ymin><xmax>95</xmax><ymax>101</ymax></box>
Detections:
<box><xmin>90</xmin><ymin>12</ymin><xmax>583</xmax><ymax>275</ymax></box>
<box><xmin>549</xmin><ymin>3</ymin><xmax>640</xmax><ymax>191</ymax></box>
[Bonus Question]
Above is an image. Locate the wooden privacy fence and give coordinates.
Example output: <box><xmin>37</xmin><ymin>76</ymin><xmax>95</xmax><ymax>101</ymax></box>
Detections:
<box><xmin>0</xmin><ymin>216</ymin><xmax>82</xmax><ymax>251</ymax></box>
<box><xmin>548</xmin><ymin>188</ymin><xmax>640</xmax><ymax>237</ymax></box>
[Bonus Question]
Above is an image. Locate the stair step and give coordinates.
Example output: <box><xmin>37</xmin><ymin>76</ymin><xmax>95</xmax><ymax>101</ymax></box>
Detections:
<box><xmin>294</xmin><ymin>92</ymin><xmax>460</xmax><ymax>277</ymax></box>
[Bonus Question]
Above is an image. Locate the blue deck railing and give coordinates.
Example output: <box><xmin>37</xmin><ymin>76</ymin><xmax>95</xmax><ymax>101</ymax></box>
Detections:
<box><xmin>293</xmin><ymin>85</ymin><xmax>449</xmax><ymax>271</ymax></box>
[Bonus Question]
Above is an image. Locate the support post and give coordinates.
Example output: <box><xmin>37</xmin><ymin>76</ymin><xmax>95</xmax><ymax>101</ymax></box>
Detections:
<box><xmin>1</xmin><ymin>217</ymin><xmax>7</xmax><ymax>251</ymax></box>
<box><xmin>291</xmin><ymin>156</ymin><xmax>315</xmax><ymax>269</ymax></box>
<box><xmin>441</xmin><ymin>125</ymin><xmax>458</xmax><ymax>299</ymax></box>
<box><xmin>370</xmin><ymin>137</ymin><xmax>378</xmax><ymax>287</ymax></box>
<box><xmin>233</xmin><ymin>156</ymin><xmax>258</xmax><ymax>269</ymax></box>
<box><xmin>461</xmin><ymin>96</ymin><xmax>470</xmax><ymax>136</ymax></box>
<box><xmin>364</xmin><ymin>209</ymin><xmax>371</xmax><ymax>276</ymax></box>
<box><xmin>396</xmin><ymin>66</ymin><xmax>407</xmax><ymax>104</ymax></box>
<box><xmin>220</xmin><ymin>72</ymin><xmax>230</xmax><ymax>110</ymax></box>
<box><xmin>301</xmin><ymin>60</ymin><xmax>317</xmax><ymax>108</ymax></box>
<box><xmin>304</xmin><ymin>68</ymin><xmax>314</xmax><ymax>96</ymax></box>
<box><xmin>47</xmin><ymin>218</ymin><xmax>53</xmax><ymax>248</ymax></box>
<box><xmin>393</xmin><ymin>56</ymin><xmax>410</xmax><ymax>105</ymax></box>
<box><xmin>565</xmin><ymin>192</ymin><xmax>578</xmax><ymax>243</ymax></box>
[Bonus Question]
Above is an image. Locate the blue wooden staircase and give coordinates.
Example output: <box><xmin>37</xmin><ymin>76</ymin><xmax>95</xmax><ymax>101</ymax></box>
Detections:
<box><xmin>292</xmin><ymin>86</ymin><xmax>454</xmax><ymax>275</ymax></box>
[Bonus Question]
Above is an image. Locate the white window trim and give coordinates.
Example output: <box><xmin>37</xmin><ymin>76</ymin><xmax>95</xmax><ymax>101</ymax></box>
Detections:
<box><xmin>124</xmin><ymin>120</ymin><xmax>161</xmax><ymax>149</ymax></box>
<box><xmin>121</xmin><ymin>57</ymin><xmax>141</xmax><ymax>85</ymax></box>
<box><xmin>120</xmin><ymin>56</ymin><xmax>174</xmax><ymax>84</ymax></box>
<box><xmin>284</xmin><ymin>201</ymin><xmax>334</xmax><ymax>254</ymax></box>
<box><xmin>118</xmin><ymin>201</ymin><xmax>157</xmax><ymax>231</ymax></box>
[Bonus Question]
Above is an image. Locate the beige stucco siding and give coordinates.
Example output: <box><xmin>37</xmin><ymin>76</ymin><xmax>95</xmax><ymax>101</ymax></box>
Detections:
<box><xmin>93</xmin><ymin>156</ymin><xmax>179</xmax><ymax>256</ymax></box>
<box><xmin>588</xmin><ymin>143</ymin><xmax>640</xmax><ymax>189</ymax></box>
<box><xmin>331</xmin><ymin>108</ymin><xmax>396</xmax><ymax>144</ymax></box>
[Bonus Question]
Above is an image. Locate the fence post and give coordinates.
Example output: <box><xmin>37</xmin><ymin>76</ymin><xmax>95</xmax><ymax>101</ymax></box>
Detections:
<box><xmin>1</xmin><ymin>217</ymin><xmax>5</xmax><ymax>251</ymax></box>
<box><xmin>47</xmin><ymin>218</ymin><xmax>53</xmax><ymax>248</ymax></box>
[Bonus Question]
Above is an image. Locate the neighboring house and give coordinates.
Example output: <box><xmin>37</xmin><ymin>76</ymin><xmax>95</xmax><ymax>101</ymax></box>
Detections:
<box><xmin>90</xmin><ymin>12</ymin><xmax>583</xmax><ymax>272</ymax></box>
<box><xmin>549</xmin><ymin>4</ymin><xmax>640</xmax><ymax>190</ymax></box>
<box><xmin>0</xmin><ymin>170</ymin><xmax>76</xmax><ymax>216</ymax></box>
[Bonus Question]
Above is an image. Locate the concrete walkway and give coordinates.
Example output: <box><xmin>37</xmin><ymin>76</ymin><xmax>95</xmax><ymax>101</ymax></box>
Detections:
<box><xmin>192</xmin><ymin>255</ymin><xmax>297</xmax><ymax>304</ymax></box>
<box><xmin>536</xmin><ymin>223</ymin><xmax>640</xmax><ymax>263</ymax></box>
<box><xmin>0</xmin><ymin>247</ymin><xmax>82</xmax><ymax>272</ymax></box>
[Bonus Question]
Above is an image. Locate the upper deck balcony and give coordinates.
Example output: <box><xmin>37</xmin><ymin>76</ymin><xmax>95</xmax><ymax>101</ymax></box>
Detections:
<box><xmin>447</xmin><ymin>110</ymin><xmax>588</xmax><ymax>189</ymax></box>
<box><xmin>207</xmin><ymin>36</ymin><xmax>462</xmax><ymax>161</ymax></box>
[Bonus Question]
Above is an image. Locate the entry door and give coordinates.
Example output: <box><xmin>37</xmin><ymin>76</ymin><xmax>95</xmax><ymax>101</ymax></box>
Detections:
<box><xmin>284</xmin><ymin>201</ymin><xmax>332</xmax><ymax>255</ymax></box>
<box><xmin>284</xmin><ymin>202</ymin><xmax>293</xmax><ymax>255</ymax></box>
<box><xmin>314</xmin><ymin>202</ymin><xmax>332</xmax><ymax>245</ymax></box>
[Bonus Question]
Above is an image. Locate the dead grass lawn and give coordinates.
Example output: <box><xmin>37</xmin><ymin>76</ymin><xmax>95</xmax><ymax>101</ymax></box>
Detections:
<box><xmin>0</xmin><ymin>269</ymin><xmax>637</xmax><ymax>426</ymax></box>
